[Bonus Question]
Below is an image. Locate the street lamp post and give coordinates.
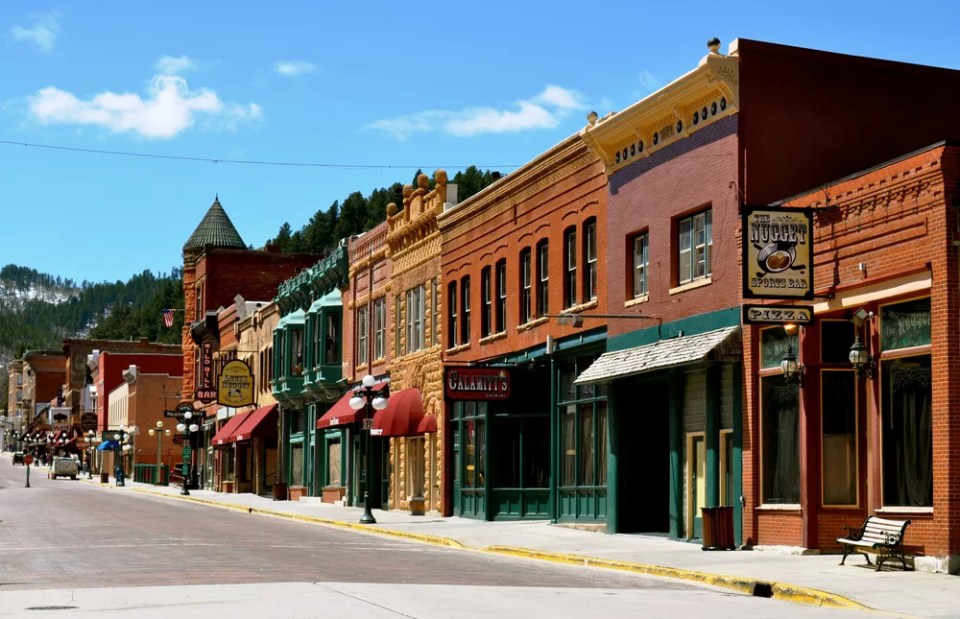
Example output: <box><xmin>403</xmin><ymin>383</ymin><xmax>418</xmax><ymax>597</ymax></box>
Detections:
<box><xmin>176</xmin><ymin>411</ymin><xmax>199</xmax><ymax>496</ymax></box>
<box><xmin>148</xmin><ymin>421</ymin><xmax>171</xmax><ymax>485</ymax></box>
<box><xmin>347</xmin><ymin>375</ymin><xmax>389</xmax><ymax>525</ymax></box>
<box><xmin>86</xmin><ymin>431</ymin><xmax>99</xmax><ymax>479</ymax></box>
<box><xmin>112</xmin><ymin>426</ymin><xmax>138</xmax><ymax>487</ymax></box>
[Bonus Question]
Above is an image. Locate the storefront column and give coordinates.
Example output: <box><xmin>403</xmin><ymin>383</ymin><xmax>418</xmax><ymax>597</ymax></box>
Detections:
<box><xmin>706</xmin><ymin>363</ymin><xmax>720</xmax><ymax>508</ymax></box>
<box><xmin>483</xmin><ymin>403</ymin><xmax>494</xmax><ymax>522</ymax></box>
<box><xmin>668</xmin><ymin>371</ymin><xmax>684</xmax><ymax>539</ymax></box>
<box><xmin>606</xmin><ymin>381</ymin><xmax>622</xmax><ymax>534</ymax></box>
<box><xmin>549</xmin><ymin>356</ymin><xmax>559</xmax><ymax>524</ymax></box>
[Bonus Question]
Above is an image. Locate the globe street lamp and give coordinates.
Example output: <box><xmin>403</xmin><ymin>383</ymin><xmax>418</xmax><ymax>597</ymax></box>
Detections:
<box><xmin>176</xmin><ymin>411</ymin><xmax>199</xmax><ymax>496</ymax></box>
<box><xmin>148</xmin><ymin>420</ymin><xmax>171</xmax><ymax>485</ymax></box>
<box><xmin>347</xmin><ymin>375</ymin><xmax>389</xmax><ymax>524</ymax></box>
<box><xmin>112</xmin><ymin>426</ymin><xmax>137</xmax><ymax>487</ymax></box>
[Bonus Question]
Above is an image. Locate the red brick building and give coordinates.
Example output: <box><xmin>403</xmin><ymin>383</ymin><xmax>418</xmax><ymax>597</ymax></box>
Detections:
<box><xmin>438</xmin><ymin>132</ymin><xmax>607</xmax><ymax>521</ymax></box>
<box><xmin>761</xmin><ymin>143</ymin><xmax>960</xmax><ymax>573</ymax></box>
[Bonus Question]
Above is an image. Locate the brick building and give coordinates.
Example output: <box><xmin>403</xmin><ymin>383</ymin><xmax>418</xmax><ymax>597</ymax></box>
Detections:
<box><xmin>761</xmin><ymin>142</ymin><xmax>960</xmax><ymax>572</ymax></box>
<box><xmin>438</xmin><ymin>132</ymin><xmax>607</xmax><ymax>521</ymax></box>
<box><xmin>180</xmin><ymin>196</ymin><xmax>325</xmax><ymax>489</ymax></box>
<box><xmin>573</xmin><ymin>37</ymin><xmax>960</xmax><ymax>570</ymax></box>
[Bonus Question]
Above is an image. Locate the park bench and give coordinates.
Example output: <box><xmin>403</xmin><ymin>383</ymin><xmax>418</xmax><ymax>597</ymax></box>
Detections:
<box><xmin>837</xmin><ymin>515</ymin><xmax>911</xmax><ymax>571</ymax></box>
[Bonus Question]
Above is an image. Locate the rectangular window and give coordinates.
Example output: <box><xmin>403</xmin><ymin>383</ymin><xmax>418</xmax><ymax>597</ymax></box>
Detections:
<box><xmin>821</xmin><ymin>370</ymin><xmax>857</xmax><ymax>506</ymax></box>
<box><xmin>761</xmin><ymin>375</ymin><xmax>800</xmax><ymax>504</ymax></box>
<box><xmin>520</xmin><ymin>248</ymin><xmax>532</xmax><ymax>323</ymax></box>
<box><xmin>291</xmin><ymin>329</ymin><xmax>303</xmax><ymax>375</ymax></box>
<box><xmin>481</xmin><ymin>267</ymin><xmax>492</xmax><ymax>338</ymax></box>
<box><xmin>579</xmin><ymin>404</ymin><xmax>595</xmax><ymax>485</ymax></box>
<box><xmin>431</xmin><ymin>278</ymin><xmax>439</xmax><ymax>348</ymax></box>
<box><xmin>585</xmin><ymin>220</ymin><xmax>597</xmax><ymax>301</ymax></box>
<box><xmin>537</xmin><ymin>241</ymin><xmax>549</xmax><ymax>316</ymax></box>
<box><xmin>564</xmin><ymin>228</ymin><xmax>577</xmax><ymax>308</ymax></box>
<box><xmin>394</xmin><ymin>294</ymin><xmax>401</xmax><ymax>357</ymax></box>
<box><xmin>405</xmin><ymin>285</ymin><xmax>426</xmax><ymax>353</ymax></box>
<box><xmin>373</xmin><ymin>298</ymin><xmax>386</xmax><ymax>361</ymax></box>
<box><xmin>678</xmin><ymin>210</ymin><xmax>712</xmax><ymax>285</ymax></box>
<box><xmin>562</xmin><ymin>405</ymin><xmax>575</xmax><ymax>486</ymax></box>
<box><xmin>496</xmin><ymin>259</ymin><xmax>507</xmax><ymax>333</ymax></box>
<box><xmin>327</xmin><ymin>438</ymin><xmax>341</xmax><ymax>486</ymax></box>
<box><xmin>447</xmin><ymin>281</ymin><xmax>458</xmax><ymax>348</ymax></box>
<box><xmin>461</xmin><ymin>276</ymin><xmax>471</xmax><ymax>345</ymax></box>
<box><xmin>632</xmin><ymin>232</ymin><xmax>649</xmax><ymax>298</ymax></box>
<box><xmin>356</xmin><ymin>306</ymin><xmax>369</xmax><ymax>366</ymax></box>
<box><xmin>881</xmin><ymin>355</ymin><xmax>932</xmax><ymax>506</ymax></box>
<box><xmin>325</xmin><ymin>314</ymin><xmax>339</xmax><ymax>365</ymax></box>
<box><xmin>405</xmin><ymin>437</ymin><xmax>425</xmax><ymax>497</ymax></box>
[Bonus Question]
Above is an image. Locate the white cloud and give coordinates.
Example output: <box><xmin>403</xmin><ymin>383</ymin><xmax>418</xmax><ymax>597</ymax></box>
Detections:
<box><xmin>10</xmin><ymin>12</ymin><xmax>61</xmax><ymax>53</ymax></box>
<box><xmin>275</xmin><ymin>60</ymin><xmax>315</xmax><ymax>76</ymax></box>
<box><xmin>29</xmin><ymin>73</ymin><xmax>262</xmax><ymax>139</ymax></box>
<box><xmin>636</xmin><ymin>70</ymin><xmax>662</xmax><ymax>94</ymax></box>
<box><xmin>155</xmin><ymin>55</ymin><xmax>198</xmax><ymax>75</ymax></box>
<box><xmin>367</xmin><ymin>85</ymin><xmax>586</xmax><ymax>140</ymax></box>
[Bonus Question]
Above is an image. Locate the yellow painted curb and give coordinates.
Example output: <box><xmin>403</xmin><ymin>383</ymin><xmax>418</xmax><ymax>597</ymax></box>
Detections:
<box><xmin>125</xmin><ymin>485</ymin><xmax>866</xmax><ymax>611</ymax></box>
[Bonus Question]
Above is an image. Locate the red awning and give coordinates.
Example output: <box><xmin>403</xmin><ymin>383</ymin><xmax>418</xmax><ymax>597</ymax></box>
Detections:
<box><xmin>371</xmin><ymin>388</ymin><xmax>426</xmax><ymax>437</ymax></box>
<box><xmin>416</xmin><ymin>414</ymin><xmax>438</xmax><ymax>434</ymax></box>
<box><xmin>317</xmin><ymin>382</ymin><xmax>388</xmax><ymax>429</ymax></box>
<box><xmin>212</xmin><ymin>411</ymin><xmax>250</xmax><ymax>446</ymax></box>
<box><xmin>233</xmin><ymin>404</ymin><xmax>278</xmax><ymax>443</ymax></box>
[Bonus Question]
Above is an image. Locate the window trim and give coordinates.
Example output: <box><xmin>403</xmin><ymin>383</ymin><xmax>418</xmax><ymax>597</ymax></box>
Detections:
<box><xmin>536</xmin><ymin>239</ymin><xmax>549</xmax><ymax>316</ymax></box>
<box><xmin>520</xmin><ymin>248</ymin><xmax>532</xmax><ymax>324</ymax></box>
<box><xmin>677</xmin><ymin>209</ymin><xmax>712</xmax><ymax>286</ymax></box>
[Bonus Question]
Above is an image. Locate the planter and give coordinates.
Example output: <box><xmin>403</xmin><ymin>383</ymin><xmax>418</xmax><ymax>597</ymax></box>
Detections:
<box><xmin>322</xmin><ymin>485</ymin><xmax>346</xmax><ymax>503</ymax></box>
<box><xmin>409</xmin><ymin>496</ymin><xmax>426</xmax><ymax>516</ymax></box>
<box><xmin>288</xmin><ymin>485</ymin><xmax>308</xmax><ymax>501</ymax></box>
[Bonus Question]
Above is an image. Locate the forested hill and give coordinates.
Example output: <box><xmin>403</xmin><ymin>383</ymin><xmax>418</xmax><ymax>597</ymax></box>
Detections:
<box><xmin>0</xmin><ymin>266</ymin><xmax>184</xmax><ymax>364</ymax></box>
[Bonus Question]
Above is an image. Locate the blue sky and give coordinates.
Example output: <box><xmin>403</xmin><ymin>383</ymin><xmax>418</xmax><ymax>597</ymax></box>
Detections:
<box><xmin>2</xmin><ymin>1</ymin><xmax>959</xmax><ymax>285</ymax></box>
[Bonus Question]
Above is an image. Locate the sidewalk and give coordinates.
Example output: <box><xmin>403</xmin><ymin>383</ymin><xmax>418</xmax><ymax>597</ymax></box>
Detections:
<box><xmin>97</xmin><ymin>476</ymin><xmax>959</xmax><ymax>618</ymax></box>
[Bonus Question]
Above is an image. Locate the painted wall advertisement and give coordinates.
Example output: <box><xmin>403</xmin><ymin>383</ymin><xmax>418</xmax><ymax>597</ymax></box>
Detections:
<box><xmin>742</xmin><ymin>206</ymin><xmax>814</xmax><ymax>300</ymax></box>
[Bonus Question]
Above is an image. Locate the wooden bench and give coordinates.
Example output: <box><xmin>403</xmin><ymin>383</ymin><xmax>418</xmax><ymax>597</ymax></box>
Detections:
<box><xmin>837</xmin><ymin>515</ymin><xmax>911</xmax><ymax>571</ymax></box>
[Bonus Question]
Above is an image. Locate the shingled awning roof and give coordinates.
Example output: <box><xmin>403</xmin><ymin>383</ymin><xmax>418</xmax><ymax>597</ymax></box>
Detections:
<box><xmin>574</xmin><ymin>326</ymin><xmax>741</xmax><ymax>385</ymax></box>
<box><xmin>183</xmin><ymin>196</ymin><xmax>247</xmax><ymax>251</ymax></box>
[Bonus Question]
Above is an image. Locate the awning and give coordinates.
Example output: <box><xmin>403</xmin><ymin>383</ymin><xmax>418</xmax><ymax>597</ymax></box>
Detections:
<box><xmin>97</xmin><ymin>440</ymin><xmax>119</xmax><ymax>451</ymax></box>
<box><xmin>233</xmin><ymin>404</ymin><xmax>278</xmax><ymax>443</ymax></box>
<box><xmin>416</xmin><ymin>413</ymin><xmax>437</xmax><ymax>434</ymax></box>
<box><xmin>371</xmin><ymin>388</ymin><xmax>426</xmax><ymax>437</ymax></box>
<box><xmin>574</xmin><ymin>326</ymin><xmax>741</xmax><ymax>385</ymax></box>
<box><xmin>212</xmin><ymin>411</ymin><xmax>251</xmax><ymax>446</ymax></box>
<box><xmin>317</xmin><ymin>382</ymin><xmax>388</xmax><ymax>429</ymax></box>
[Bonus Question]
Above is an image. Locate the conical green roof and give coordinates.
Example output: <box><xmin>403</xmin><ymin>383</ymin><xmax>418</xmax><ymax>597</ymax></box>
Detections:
<box><xmin>183</xmin><ymin>196</ymin><xmax>246</xmax><ymax>251</ymax></box>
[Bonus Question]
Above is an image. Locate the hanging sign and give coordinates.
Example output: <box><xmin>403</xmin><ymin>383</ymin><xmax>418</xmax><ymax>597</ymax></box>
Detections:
<box><xmin>217</xmin><ymin>359</ymin><xmax>255</xmax><ymax>407</ymax></box>
<box><xmin>742</xmin><ymin>304</ymin><xmax>813</xmax><ymax>325</ymax></box>
<box><xmin>742</xmin><ymin>206</ymin><xmax>814</xmax><ymax>300</ymax></box>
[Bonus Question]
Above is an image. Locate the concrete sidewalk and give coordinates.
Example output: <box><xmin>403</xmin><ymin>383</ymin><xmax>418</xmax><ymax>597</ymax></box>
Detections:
<box><xmin>97</xmin><ymin>476</ymin><xmax>959</xmax><ymax>618</ymax></box>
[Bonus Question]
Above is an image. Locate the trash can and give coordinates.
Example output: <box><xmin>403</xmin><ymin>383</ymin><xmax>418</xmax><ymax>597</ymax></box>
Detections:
<box><xmin>272</xmin><ymin>482</ymin><xmax>288</xmax><ymax>501</ymax></box>
<box><xmin>701</xmin><ymin>506</ymin><xmax>736</xmax><ymax>550</ymax></box>
<box><xmin>100</xmin><ymin>472</ymin><xmax>109</xmax><ymax>484</ymax></box>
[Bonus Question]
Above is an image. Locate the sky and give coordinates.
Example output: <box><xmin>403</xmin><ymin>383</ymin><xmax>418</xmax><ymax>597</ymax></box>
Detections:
<box><xmin>2</xmin><ymin>1</ymin><xmax>959</xmax><ymax>285</ymax></box>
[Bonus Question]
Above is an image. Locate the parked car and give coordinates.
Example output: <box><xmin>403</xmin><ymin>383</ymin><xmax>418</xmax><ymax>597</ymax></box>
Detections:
<box><xmin>49</xmin><ymin>456</ymin><xmax>79</xmax><ymax>480</ymax></box>
<box><xmin>11</xmin><ymin>451</ymin><xmax>25</xmax><ymax>465</ymax></box>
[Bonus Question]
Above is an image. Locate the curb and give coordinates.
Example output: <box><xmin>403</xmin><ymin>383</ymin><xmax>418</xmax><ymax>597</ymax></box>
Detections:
<box><xmin>125</xmin><ymin>484</ymin><xmax>867</xmax><ymax>611</ymax></box>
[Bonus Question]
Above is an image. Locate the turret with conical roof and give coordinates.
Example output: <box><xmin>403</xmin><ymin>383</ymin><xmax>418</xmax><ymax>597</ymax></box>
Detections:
<box><xmin>182</xmin><ymin>195</ymin><xmax>247</xmax><ymax>252</ymax></box>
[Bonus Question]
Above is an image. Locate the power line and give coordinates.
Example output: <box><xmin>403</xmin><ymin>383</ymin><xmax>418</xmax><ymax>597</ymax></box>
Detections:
<box><xmin>0</xmin><ymin>138</ymin><xmax>520</xmax><ymax>171</ymax></box>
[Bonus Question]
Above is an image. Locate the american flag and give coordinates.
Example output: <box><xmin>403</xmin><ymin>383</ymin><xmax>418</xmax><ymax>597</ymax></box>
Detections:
<box><xmin>162</xmin><ymin>309</ymin><xmax>175</xmax><ymax>328</ymax></box>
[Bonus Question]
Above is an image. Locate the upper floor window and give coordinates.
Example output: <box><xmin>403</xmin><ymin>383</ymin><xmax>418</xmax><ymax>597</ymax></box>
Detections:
<box><xmin>461</xmin><ymin>276</ymin><xmax>471</xmax><ymax>345</ymax></box>
<box><xmin>584</xmin><ymin>219</ymin><xmax>597</xmax><ymax>301</ymax></box>
<box><xmin>496</xmin><ymin>259</ymin><xmax>507</xmax><ymax>333</ymax></box>
<box><xmin>631</xmin><ymin>232</ymin><xmax>649</xmax><ymax>298</ymax></box>
<box><xmin>394</xmin><ymin>294</ymin><xmax>402</xmax><ymax>357</ymax></box>
<box><xmin>431</xmin><ymin>278</ymin><xmax>439</xmax><ymax>348</ymax></box>
<box><xmin>325</xmin><ymin>313</ymin><xmax>340</xmax><ymax>365</ymax></box>
<box><xmin>447</xmin><ymin>281</ymin><xmax>458</xmax><ymax>348</ymax></box>
<box><xmin>537</xmin><ymin>240</ymin><xmax>549</xmax><ymax>316</ymax></box>
<box><xmin>372</xmin><ymin>298</ymin><xmax>385</xmax><ymax>361</ymax></box>
<box><xmin>678</xmin><ymin>209</ymin><xmax>712</xmax><ymax>285</ymax></box>
<box><xmin>406</xmin><ymin>284</ymin><xmax>426</xmax><ymax>353</ymax></box>
<box><xmin>356</xmin><ymin>306</ymin><xmax>369</xmax><ymax>366</ymax></box>
<box><xmin>291</xmin><ymin>328</ymin><xmax>303</xmax><ymax>375</ymax></box>
<box><xmin>481</xmin><ymin>267</ymin><xmax>492</xmax><ymax>337</ymax></box>
<box><xmin>564</xmin><ymin>227</ymin><xmax>577</xmax><ymax>308</ymax></box>
<box><xmin>520</xmin><ymin>248</ymin><xmax>532</xmax><ymax>324</ymax></box>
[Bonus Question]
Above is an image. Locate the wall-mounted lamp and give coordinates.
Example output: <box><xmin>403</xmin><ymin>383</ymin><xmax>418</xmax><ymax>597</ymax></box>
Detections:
<box><xmin>781</xmin><ymin>345</ymin><xmax>804</xmax><ymax>386</ymax></box>
<box><xmin>849</xmin><ymin>335</ymin><xmax>875</xmax><ymax>379</ymax></box>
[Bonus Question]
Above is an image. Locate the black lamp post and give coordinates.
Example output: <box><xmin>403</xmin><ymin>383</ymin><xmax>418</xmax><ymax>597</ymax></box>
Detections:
<box><xmin>112</xmin><ymin>426</ymin><xmax>137</xmax><ymax>487</ymax></box>
<box><xmin>348</xmin><ymin>374</ymin><xmax>389</xmax><ymax>524</ymax></box>
<box><xmin>85</xmin><ymin>430</ymin><xmax>97</xmax><ymax>479</ymax></box>
<box><xmin>176</xmin><ymin>411</ymin><xmax>199</xmax><ymax>496</ymax></box>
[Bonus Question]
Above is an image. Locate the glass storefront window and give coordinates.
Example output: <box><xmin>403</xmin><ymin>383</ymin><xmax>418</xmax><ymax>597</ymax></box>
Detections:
<box><xmin>562</xmin><ymin>406</ymin><xmax>575</xmax><ymax>486</ymax></box>
<box><xmin>881</xmin><ymin>355</ymin><xmax>932</xmax><ymax>507</ymax></box>
<box><xmin>761</xmin><ymin>375</ymin><xmax>799</xmax><ymax>504</ymax></box>
<box><xmin>821</xmin><ymin>370</ymin><xmax>857</xmax><ymax>506</ymax></box>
